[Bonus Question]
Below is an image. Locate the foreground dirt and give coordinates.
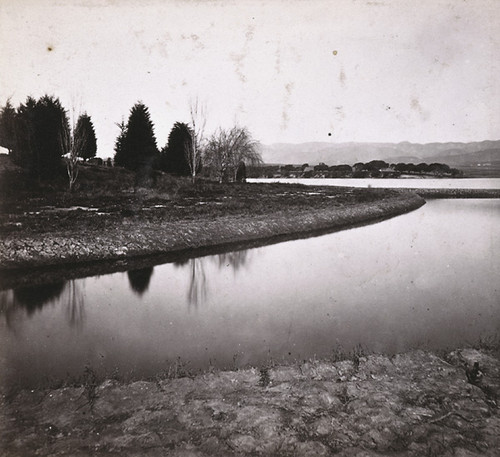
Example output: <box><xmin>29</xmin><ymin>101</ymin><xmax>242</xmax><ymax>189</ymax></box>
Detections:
<box><xmin>1</xmin><ymin>348</ymin><xmax>499</xmax><ymax>457</ymax></box>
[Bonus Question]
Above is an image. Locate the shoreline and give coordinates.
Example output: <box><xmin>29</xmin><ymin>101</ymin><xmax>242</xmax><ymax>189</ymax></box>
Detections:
<box><xmin>2</xmin><ymin>347</ymin><xmax>499</xmax><ymax>456</ymax></box>
<box><xmin>411</xmin><ymin>188</ymin><xmax>500</xmax><ymax>198</ymax></box>
<box><xmin>0</xmin><ymin>191</ymin><xmax>425</xmax><ymax>289</ymax></box>
<box><xmin>2</xmin><ymin>184</ymin><xmax>500</xmax><ymax>455</ymax></box>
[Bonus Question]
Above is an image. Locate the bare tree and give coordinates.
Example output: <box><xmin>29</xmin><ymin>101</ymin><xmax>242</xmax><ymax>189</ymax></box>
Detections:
<box><xmin>66</xmin><ymin>143</ymin><xmax>79</xmax><ymax>192</ymax></box>
<box><xmin>204</xmin><ymin>128</ymin><xmax>227</xmax><ymax>182</ymax></box>
<box><xmin>65</xmin><ymin>127</ymin><xmax>85</xmax><ymax>192</ymax></box>
<box><xmin>58</xmin><ymin>116</ymin><xmax>76</xmax><ymax>192</ymax></box>
<box><xmin>187</xmin><ymin>98</ymin><xmax>207</xmax><ymax>183</ymax></box>
<box><xmin>204</xmin><ymin>126</ymin><xmax>262</xmax><ymax>182</ymax></box>
<box><xmin>62</xmin><ymin>109</ymin><xmax>92</xmax><ymax>192</ymax></box>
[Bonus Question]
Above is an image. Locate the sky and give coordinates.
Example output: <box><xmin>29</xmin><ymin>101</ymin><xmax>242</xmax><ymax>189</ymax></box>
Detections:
<box><xmin>1</xmin><ymin>0</ymin><xmax>499</xmax><ymax>158</ymax></box>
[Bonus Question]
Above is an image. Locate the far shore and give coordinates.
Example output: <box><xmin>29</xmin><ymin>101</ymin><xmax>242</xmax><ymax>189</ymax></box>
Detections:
<box><xmin>404</xmin><ymin>188</ymin><xmax>500</xmax><ymax>198</ymax></box>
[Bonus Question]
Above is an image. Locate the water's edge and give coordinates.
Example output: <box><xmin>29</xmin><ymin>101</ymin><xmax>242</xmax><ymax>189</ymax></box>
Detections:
<box><xmin>0</xmin><ymin>193</ymin><xmax>425</xmax><ymax>289</ymax></box>
<box><xmin>2</xmin><ymin>348</ymin><xmax>499</xmax><ymax>456</ymax></box>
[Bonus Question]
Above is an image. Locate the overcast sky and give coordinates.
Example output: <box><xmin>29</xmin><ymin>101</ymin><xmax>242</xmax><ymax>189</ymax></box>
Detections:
<box><xmin>1</xmin><ymin>0</ymin><xmax>499</xmax><ymax>157</ymax></box>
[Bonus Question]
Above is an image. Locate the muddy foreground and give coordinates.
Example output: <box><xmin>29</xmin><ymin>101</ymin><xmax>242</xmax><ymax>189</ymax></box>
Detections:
<box><xmin>1</xmin><ymin>348</ymin><xmax>499</xmax><ymax>456</ymax></box>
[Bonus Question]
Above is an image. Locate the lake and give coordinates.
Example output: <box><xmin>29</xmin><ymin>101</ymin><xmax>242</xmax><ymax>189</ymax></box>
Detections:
<box><xmin>1</xmin><ymin>199</ymin><xmax>499</xmax><ymax>391</ymax></box>
<box><xmin>248</xmin><ymin>177</ymin><xmax>500</xmax><ymax>189</ymax></box>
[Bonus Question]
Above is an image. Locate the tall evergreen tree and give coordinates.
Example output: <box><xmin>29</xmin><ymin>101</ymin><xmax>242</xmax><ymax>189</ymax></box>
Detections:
<box><xmin>11</xmin><ymin>96</ymin><xmax>37</xmax><ymax>169</ymax></box>
<box><xmin>114</xmin><ymin>103</ymin><xmax>158</xmax><ymax>171</ymax></box>
<box><xmin>32</xmin><ymin>95</ymin><xmax>70</xmax><ymax>179</ymax></box>
<box><xmin>0</xmin><ymin>100</ymin><xmax>16</xmax><ymax>155</ymax></box>
<box><xmin>74</xmin><ymin>113</ymin><xmax>97</xmax><ymax>161</ymax></box>
<box><xmin>11</xmin><ymin>95</ymin><xmax>69</xmax><ymax>179</ymax></box>
<box><xmin>113</xmin><ymin>120</ymin><xmax>127</xmax><ymax>163</ymax></box>
<box><xmin>162</xmin><ymin>122</ymin><xmax>193</xmax><ymax>176</ymax></box>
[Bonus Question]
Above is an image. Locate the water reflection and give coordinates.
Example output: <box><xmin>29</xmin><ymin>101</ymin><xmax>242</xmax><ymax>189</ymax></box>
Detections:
<box><xmin>173</xmin><ymin>249</ymin><xmax>252</xmax><ymax>308</ymax></box>
<box><xmin>13</xmin><ymin>282</ymin><xmax>65</xmax><ymax>315</ymax></box>
<box><xmin>1</xmin><ymin>200</ymin><xmax>499</xmax><ymax>392</ymax></box>
<box><xmin>174</xmin><ymin>259</ymin><xmax>207</xmax><ymax>309</ymax></box>
<box><xmin>214</xmin><ymin>250</ymin><xmax>250</xmax><ymax>272</ymax></box>
<box><xmin>65</xmin><ymin>280</ymin><xmax>85</xmax><ymax>329</ymax></box>
<box><xmin>187</xmin><ymin>259</ymin><xmax>207</xmax><ymax>309</ymax></box>
<box><xmin>0</xmin><ymin>280</ymin><xmax>85</xmax><ymax>328</ymax></box>
<box><xmin>127</xmin><ymin>267</ymin><xmax>154</xmax><ymax>296</ymax></box>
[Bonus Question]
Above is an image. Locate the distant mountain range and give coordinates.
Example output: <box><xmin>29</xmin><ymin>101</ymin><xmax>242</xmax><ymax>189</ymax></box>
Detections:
<box><xmin>259</xmin><ymin>140</ymin><xmax>500</xmax><ymax>167</ymax></box>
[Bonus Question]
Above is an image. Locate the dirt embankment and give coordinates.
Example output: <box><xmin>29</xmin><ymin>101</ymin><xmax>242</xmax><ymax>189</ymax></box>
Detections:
<box><xmin>1</xmin><ymin>348</ymin><xmax>499</xmax><ymax>457</ymax></box>
<box><xmin>0</xmin><ymin>191</ymin><xmax>424</xmax><ymax>287</ymax></box>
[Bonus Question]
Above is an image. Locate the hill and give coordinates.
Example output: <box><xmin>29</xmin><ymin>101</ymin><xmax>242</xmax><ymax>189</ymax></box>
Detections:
<box><xmin>260</xmin><ymin>140</ymin><xmax>500</xmax><ymax>167</ymax></box>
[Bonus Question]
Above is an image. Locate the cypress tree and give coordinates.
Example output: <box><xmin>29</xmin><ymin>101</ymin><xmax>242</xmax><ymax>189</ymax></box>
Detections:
<box><xmin>12</xmin><ymin>95</ymin><xmax>69</xmax><ymax>179</ymax></box>
<box><xmin>11</xmin><ymin>97</ymin><xmax>37</xmax><ymax>168</ymax></box>
<box><xmin>162</xmin><ymin>122</ymin><xmax>192</xmax><ymax>176</ymax></box>
<box><xmin>0</xmin><ymin>100</ymin><xmax>16</xmax><ymax>155</ymax></box>
<box><xmin>113</xmin><ymin>121</ymin><xmax>127</xmax><ymax>164</ymax></box>
<box><xmin>114</xmin><ymin>102</ymin><xmax>158</xmax><ymax>171</ymax></box>
<box><xmin>74</xmin><ymin>113</ymin><xmax>97</xmax><ymax>161</ymax></box>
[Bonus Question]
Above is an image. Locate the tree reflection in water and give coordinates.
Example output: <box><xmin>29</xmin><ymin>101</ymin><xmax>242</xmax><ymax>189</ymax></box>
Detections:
<box><xmin>0</xmin><ymin>280</ymin><xmax>85</xmax><ymax>329</ymax></box>
<box><xmin>127</xmin><ymin>267</ymin><xmax>154</xmax><ymax>296</ymax></box>
<box><xmin>65</xmin><ymin>280</ymin><xmax>85</xmax><ymax>329</ymax></box>
<box><xmin>0</xmin><ymin>289</ymin><xmax>18</xmax><ymax>329</ymax></box>
<box><xmin>214</xmin><ymin>250</ymin><xmax>250</xmax><ymax>272</ymax></box>
<box><xmin>175</xmin><ymin>249</ymin><xmax>252</xmax><ymax>308</ymax></box>
<box><xmin>13</xmin><ymin>282</ymin><xmax>66</xmax><ymax>315</ymax></box>
<box><xmin>174</xmin><ymin>258</ymin><xmax>207</xmax><ymax>309</ymax></box>
<box><xmin>188</xmin><ymin>259</ymin><xmax>207</xmax><ymax>309</ymax></box>
<box><xmin>0</xmin><ymin>249</ymin><xmax>253</xmax><ymax>324</ymax></box>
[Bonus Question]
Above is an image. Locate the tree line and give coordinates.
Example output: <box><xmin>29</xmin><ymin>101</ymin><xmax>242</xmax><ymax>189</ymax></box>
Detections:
<box><xmin>0</xmin><ymin>95</ymin><xmax>262</xmax><ymax>190</ymax></box>
<box><xmin>254</xmin><ymin>159</ymin><xmax>462</xmax><ymax>179</ymax></box>
<box><xmin>115</xmin><ymin>101</ymin><xmax>262</xmax><ymax>184</ymax></box>
<box><xmin>0</xmin><ymin>96</ymin><xmax>97</xmax><ymax>188</ymax></box>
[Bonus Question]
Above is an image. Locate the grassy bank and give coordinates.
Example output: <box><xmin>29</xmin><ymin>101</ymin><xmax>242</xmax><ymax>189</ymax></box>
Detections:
<box><xmin>1</xmin><ymin>347</ymin><xmax>499</xmax><ymax>457</ymax></box>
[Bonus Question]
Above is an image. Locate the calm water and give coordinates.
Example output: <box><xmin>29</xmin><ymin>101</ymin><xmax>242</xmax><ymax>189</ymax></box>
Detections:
<box><xmin>1</xmin><ymin>199</ymin><xmax>499</xmax><ymax>391</ymax></box>
<box><xmin>249</xmin><ymin>177</ymin><xmax>500</xmax><ymax>189</ymax></box>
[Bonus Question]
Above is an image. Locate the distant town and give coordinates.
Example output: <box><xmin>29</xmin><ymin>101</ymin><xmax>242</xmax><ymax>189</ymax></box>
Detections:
<box><xmin>248</xmin><ymin>160</ymin><xmax>462</xmax><ymax>179</ymax></box>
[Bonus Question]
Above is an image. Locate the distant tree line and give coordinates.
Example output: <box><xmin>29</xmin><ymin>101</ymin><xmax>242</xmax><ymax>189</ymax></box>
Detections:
<box><xmin>251</xmin><ymin>159</ymin><xmax>462</xmax><ymax>179</ymax></box>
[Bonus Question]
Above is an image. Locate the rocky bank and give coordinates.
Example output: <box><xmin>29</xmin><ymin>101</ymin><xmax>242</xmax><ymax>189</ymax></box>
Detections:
<box><xmin>1</xmin><ymin>348</ymin><xmax>499</xmax><ymax>456</ymax></box>
<box><xmin>0</xmin><ymin>192</ymin><xmax>424</xmax><ymax>288</ymax></box>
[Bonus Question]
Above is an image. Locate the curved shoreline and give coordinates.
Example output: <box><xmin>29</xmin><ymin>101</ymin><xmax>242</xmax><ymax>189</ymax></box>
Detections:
<box><xmin>0</xmin><ymin>192</ymin><xmax>425</xmax><ymax>289</ymax></box>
